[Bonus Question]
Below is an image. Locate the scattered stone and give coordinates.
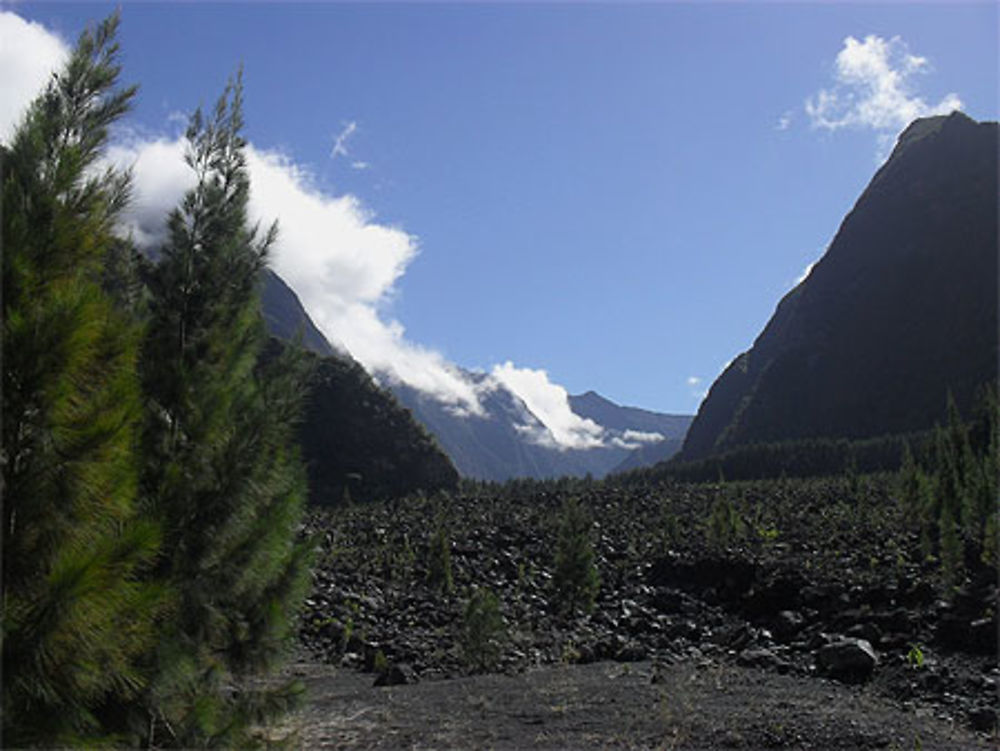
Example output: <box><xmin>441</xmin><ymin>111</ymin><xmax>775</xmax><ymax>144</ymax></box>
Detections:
<box><xmin>772</xmin><ymin>610</ymin><xmax>805</xmax><ymax>642</ymax></box>
<box><xmin>968</xmin><ymin>706</ymin><xmax>997</xmax><ymax>733</ymax></box>
<box><xmin>614</xmin><ymin>640</ymin><xmax>647</xmax><ymax>662</ymax></box>
<box><xmin>737</xmin><ymin>647</ymin><xmax>787</xmax><ymax>672</ymax></box>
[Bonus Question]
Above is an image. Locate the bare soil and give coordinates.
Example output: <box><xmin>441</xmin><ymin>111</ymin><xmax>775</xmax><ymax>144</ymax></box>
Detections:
<box><xmin>285</xmin><ymin>658</ymin><xmax>996</xmax><ymax>750</ymax></box>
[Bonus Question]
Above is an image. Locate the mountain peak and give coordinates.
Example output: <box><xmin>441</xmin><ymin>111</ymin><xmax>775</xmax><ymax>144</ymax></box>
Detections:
<box><xmin>892</xmin><ymin>110</ymin><xmax>987</xmax><ymax>158</ymax></box>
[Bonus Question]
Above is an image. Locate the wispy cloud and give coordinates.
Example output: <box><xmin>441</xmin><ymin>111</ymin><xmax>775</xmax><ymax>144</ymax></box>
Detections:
<box><xmin>331</xmin><ymin>120</ymin><xmax>357</xmax><ymax>159</ymax></box>
<box><xmin>686</xmin><ymin>375</ymin><xmax>707</xmax><ymax>402</ymax></box>
<box><xmin>805</xmin><ymin>35</ymin><xmax>961</xmax><ymax>135</ymax></box>
<box><xmin>775</xmin><ymin>110</ymin><xmax>793</xmax><ymax>131</ymax></box>
<box><xmin>615</xmin><ymin>429</ymin><xmax>664</xmax><ymax>449</ymax></box>
<box><xmin>0</xmin><ymin>11</ymin><xmax>69</xmax><ymax>143</ymax></box>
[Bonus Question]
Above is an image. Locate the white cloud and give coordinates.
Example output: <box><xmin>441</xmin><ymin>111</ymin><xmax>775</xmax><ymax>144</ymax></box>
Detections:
<box><xmin>4</xmin><ymin>10</ymin><xmax>634</xmax><ymax>450</ymax></box>
<box><xmin>686</xmin><ymin>375</ymin><xmax>707</xmax><ymax>402</ymax></box>
<box><xmin>0</xmin><ymin>11</ymin><xmax>69</xmax><ymax>143</ymax></box>
<box><xmin>805</xmin><ymin>35</ymin><xmax>961</xmax><ymax>135</ymax></box>
<box><xmin>331</xmin><ymin>120</ymin><xmax>357</xmax><ymax>159</ymax></box>
<box><xmin>491</xmin><ymin>362</ymin><xmax>607</xmax><ymax>450</ymax></box>
<box><xmin>351</xmin><ymin>160</ymin><xmax>370</xmax><ymax>171</ymax></box>
<box><xmin>620</xmin><ymin>429</ymin><xmax>664</xmax><ymax>445</ymax></box>
<box><xmin>105</xmin><ymin>133</ymin><xmax>488</xmax><ymax>417</ymax></box>
<box><xmin>610</xmin><ymin>430</ymin><xmax>665</xmax><ymax>451</ymax></box>
<box><xmin>776</xmin><ymin>111</ymin><xmax>793</xmax><ymax>131</ymax></box>
<box><xmin>102</xmin><ymin>125</ymin><xmax>633</xmax><ymax>446</ymax></box>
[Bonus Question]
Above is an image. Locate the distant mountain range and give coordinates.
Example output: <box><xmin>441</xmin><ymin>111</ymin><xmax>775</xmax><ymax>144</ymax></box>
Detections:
<box><xmin>259</xmin><ymin>270</ymin><xmax>692</xmax><ymax>485</ymax></box>
<box><xmin>392</xmin><ymin>379</ymin><xmax>691</xmax><ymax>482</ymax></box>
<box><xmin>677</xmin><ymin>112</ymin><xmax>998</xmax><ymax>463</ymax></box>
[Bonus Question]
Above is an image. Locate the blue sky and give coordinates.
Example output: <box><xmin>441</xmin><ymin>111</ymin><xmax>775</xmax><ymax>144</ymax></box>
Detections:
<box><xmin>3</xmin><ymin>2</ymin><xmax>997</xmax><ymax>430</ymax></box>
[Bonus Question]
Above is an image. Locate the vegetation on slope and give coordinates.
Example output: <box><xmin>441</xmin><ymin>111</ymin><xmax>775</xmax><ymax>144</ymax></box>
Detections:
<box><xmin>296</xmin><ymin>348</ymin><xmax>460</xmax><ymax>505</ymax></box>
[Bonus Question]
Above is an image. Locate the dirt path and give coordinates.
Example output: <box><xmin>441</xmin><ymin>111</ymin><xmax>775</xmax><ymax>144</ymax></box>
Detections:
<box><xmin>283</xmin><ymin>659</ymin><xmax>994</xmax><ymax>750</ymax></box>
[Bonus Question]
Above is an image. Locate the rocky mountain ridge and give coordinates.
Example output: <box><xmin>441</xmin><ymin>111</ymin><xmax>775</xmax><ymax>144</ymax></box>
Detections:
<box><xmin>392</xmin><ymin>376</ymin><xmax>692</xmax><ymax>482</ymax></box>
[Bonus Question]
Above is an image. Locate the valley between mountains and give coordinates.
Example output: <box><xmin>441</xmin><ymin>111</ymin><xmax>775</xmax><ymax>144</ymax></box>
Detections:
<box><xmin>4</xmin><ymin>10</ymin><xmax>996</xmax><ymax>747</ymax></box>
<box><xmin>260</xmin><ymin>112</ymin><xmax>999</xmax><ymax>749</ymax></box>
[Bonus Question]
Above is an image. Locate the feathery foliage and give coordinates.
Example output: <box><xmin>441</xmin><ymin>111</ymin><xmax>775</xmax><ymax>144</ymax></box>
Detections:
<box><xmin>1</xmin><ymin>14</ymin><xmax>164</xmax><ymax>747</ymax></box>
<box><xmin>136</xmin><ymin>74</ymin><xmax>313</xmax><ymax>747</ymax></box>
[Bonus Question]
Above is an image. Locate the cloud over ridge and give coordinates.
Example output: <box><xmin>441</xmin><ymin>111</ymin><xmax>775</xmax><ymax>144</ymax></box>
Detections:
<box><xmin>0</xmin><ymin>8</ymin><xmax>665</xmax><ymax>452</ymax></box>
<box><xmin>805</xmin><ymin>34</ymin><xmax>962</xmax><ymax>134</ymax></box>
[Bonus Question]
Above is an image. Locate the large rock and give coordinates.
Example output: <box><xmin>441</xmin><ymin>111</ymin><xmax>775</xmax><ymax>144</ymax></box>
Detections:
<box><xmin>816</xmin><ymin>638</ymin><xmax>878</xmax><ymax>682</ymax></box>
<box><xmin>373</xmin><ymin>663</ymin><xmax>419</xmax><ymax>687</ymax></box>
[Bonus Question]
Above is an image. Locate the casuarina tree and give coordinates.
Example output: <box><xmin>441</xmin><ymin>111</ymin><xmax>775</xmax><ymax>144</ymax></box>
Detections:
<box><xmin>137</xmin><ymin>73</ymin><xmax>313</xmax><ymax>746</ymax></box>
<box><xmin>1</xmin><ymin>14</ymin><xmax>164</xmax><ymax>747</ymax></box>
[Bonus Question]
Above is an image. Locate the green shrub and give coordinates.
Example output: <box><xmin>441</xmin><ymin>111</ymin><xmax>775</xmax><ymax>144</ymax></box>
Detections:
<box><xmin>706</xmin><ymin>491</ymin><xmax>745</xmax><ymax>551</ymax></box>
<box><xmin>426</xmin><ymin>522</ymin><xmax>454</xmax><ymax>593</ymax></box>
<box><xmin>552</xmin><ymin>496</ymin><xmax>600</xmax><ymax>615</ymax></box>
<box><xmin>462</xmin><ymin>587</ymin><xmax>506</xmax><ymax>671</ymax></box>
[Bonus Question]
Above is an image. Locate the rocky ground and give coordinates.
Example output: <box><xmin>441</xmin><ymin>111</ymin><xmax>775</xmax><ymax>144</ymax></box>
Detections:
<box><xmin>295</xmin><ymin>476</ymin><xmax>999</xmax><ymax>748</ymax></box>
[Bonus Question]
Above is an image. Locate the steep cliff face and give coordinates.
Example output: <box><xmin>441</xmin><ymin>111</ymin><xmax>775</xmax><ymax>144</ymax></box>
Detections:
<box><xmin>260</xmin><ymin>269</ymin><xmax>459</xmax><ymax>504</ymax></box>
<box><xmin>260</xmin><ymin>269</ymin><xmax>336</xmax><ymax>357</ymax></box>
<box><xmin>679</xmin><ymin>112</ymin><xmax>998</xmax><ymax>462</ymax></box>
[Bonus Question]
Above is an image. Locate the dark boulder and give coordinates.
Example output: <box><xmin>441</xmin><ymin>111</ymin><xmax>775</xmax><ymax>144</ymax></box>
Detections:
<box><xmin>816</xmin><ymin>638</ymin><xmax>878</xmax><ymax>682</ymax></box>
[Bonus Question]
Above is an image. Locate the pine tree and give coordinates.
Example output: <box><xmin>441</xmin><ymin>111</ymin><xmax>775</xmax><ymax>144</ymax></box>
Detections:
<box><xmin>136</xmin><ymin>73</ymin><xmax>312</xmax><ymax>747</ymax></box>
<box><xmin>1</xmin><ymin>14</ymin><xmax>163</xmax><ymax>746</ymax></box>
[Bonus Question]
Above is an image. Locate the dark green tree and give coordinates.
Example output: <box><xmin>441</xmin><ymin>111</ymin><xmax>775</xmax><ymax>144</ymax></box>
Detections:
<box><xmin>1</xmin><ymin>15</ymin><xmax>164</xmax><ymax>747</ymax></box>
<box><xmin>136</xmin><ymin>74</ymin><xmax>313</xmax><ymax>746</ymax></box>
<box><xmin>552</xmin><ymin>496</ymin><xmax>600</xmax><ymax>615</ymax></box>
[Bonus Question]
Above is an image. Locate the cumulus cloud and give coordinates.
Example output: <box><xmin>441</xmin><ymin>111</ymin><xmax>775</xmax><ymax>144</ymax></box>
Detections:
<box><xmin>0</xmin><ymin>11</ymin><xmax>69</xmax><ymax>143</ymax></box>
<box><xmin>4</xmin><ymin>9</ymin><xmax>634</xmax><ymax>449</ymax></box>
<box><xmin>775</xmin><ymin>111</ymin><xmax>793</xmax><ymax>131</ymax></box>
<box><xmin>102</xmin><ymin>128</ymin><xmax>631</xmax><ymax>441</ymax></box>
<box><xmin>491</xmin><ymin>362</ymin><xmax>607</xmax><ymax>450</ymax></box>
<box><xmin>687</xmin><ymin>376</ymin><xmax>701</xmax><ymax>387</ymax></box>
<box><xmin>805</xmin><ymin>35</ymin><xmax>962</xmax><ymax>134</ymax></box>
<box><xmin>104</xmin><ymin>133</ymin><xmax>487</xmax><ymax>417</ymax></box>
